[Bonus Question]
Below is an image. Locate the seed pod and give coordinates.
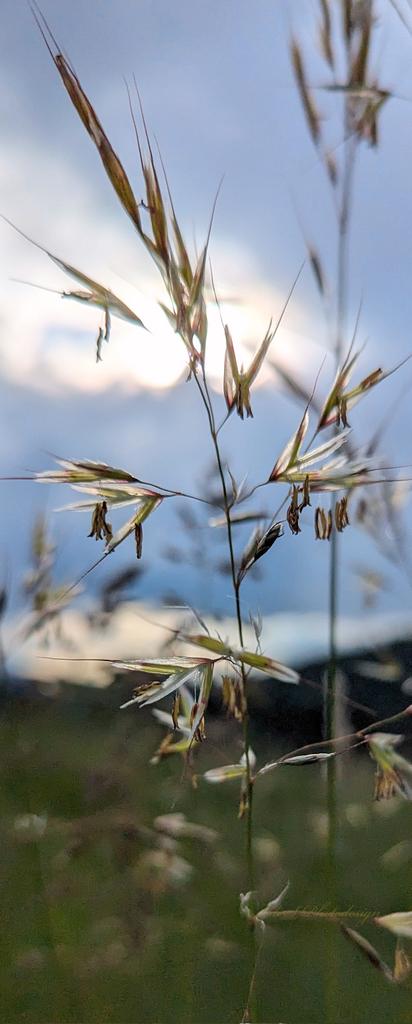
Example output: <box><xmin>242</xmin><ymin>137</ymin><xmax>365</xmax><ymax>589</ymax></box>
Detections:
<box><xmin>88</xmin><ymin>501</ymin><xmax>113</xmax><ymax>543</ymax></box>
<box><xmin>308</xmin><ymin>245</ymin><xmax>326</xmax><ymax>297</ymax></box>
<box><xmin>238</xmin><ymin>789</ymin><xmax>249</xmax><ymax>820</ymax></box>
<box><xmin>190</xmin><ymin>702</ymin><xmax>206</xmax><ymax>742</ymax></box>
<box><xmin>356</xmin><ymin>497</ymin><xmax>368</xmax><ymax>523</ymax></box>
<box><xmin>287</xmin><ymin>486</ymin><xmax>301</xmax><ymax>535</ymax></box>
<box><xmin>326</xmin><ymin>509</ymin><xmax>333</xmax><ymax>539</ymax></box>
<box><xmin>337</xmin><ymin>396</ymin><xmax>350</xmax><ymax>427</ymax></box>
<box><xmin>335</xmin><ymin>496</ymin><xmax>350</xmax><ymax>532</ymax></box>
<box><xmin>222</xmin><ymin>675</ymin><xmax>244</xmax><ymax>721</ymax></box>
<box><xmin>299</xmin><ymin>475</ymin><xmax>311</xmax><ymax>510</ymax></box>
<box><xmin>96</xmin><ymin>326</ymin><xmax>105</xmax><ymax>363</ymax></box>
<box><xmin>314</xmin><ymin>506</ymin><xmax>332</xmax><ymax>540</ymax></box>
<box><xmin>134</xmin><ymin>523</ymin><xmax>143</xmax><ymax>559</ymax></box>
<box><xmin>326</xmin><ymin>151</ymin><xmax>338</xmax><ymax>186</ymax></box>
<box><xmin>172</xmin><ymin>692</ymin><xmax>181</xmax><ymax>730</ymax></box>
<box><xmin>315</xmin><ymin>507</ymin><xmax>325</xmax><ymax>539</ymax></box>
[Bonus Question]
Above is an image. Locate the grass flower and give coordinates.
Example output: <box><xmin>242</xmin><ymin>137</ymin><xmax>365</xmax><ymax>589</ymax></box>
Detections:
<box><xmin>367</xmin><ymin>733</ymin><xmax>412</xmax><ymax>801</ymax></box>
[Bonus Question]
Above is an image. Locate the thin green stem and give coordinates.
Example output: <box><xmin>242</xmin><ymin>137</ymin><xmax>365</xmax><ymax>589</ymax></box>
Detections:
<box><xmin>241</xmin><ymin>928</ymin><xmax>265</xmax><ymax>1024</ymax></box>
<box><xmin>193</xmin><ymin>367</ymin><xmax>255</xmax><ymax>888</ymax></box>
<box><xmin>257</xmin><ymin>703</ymin><xmax>412</xmax><ymax>773</ymax></box>
<box><xmin>326</xmin><ymin>520</ymin><xmax>338</xmax><ymax>873</ymax></box>
<box><xmin>262</xmin><ymin>909</ymin><xmax>375</xmax><ymax>922</ymax></box>
<box><xmin>325</xmin><ymin>101</ymin><xmax>357</xmax><ymax>894</ymax></box>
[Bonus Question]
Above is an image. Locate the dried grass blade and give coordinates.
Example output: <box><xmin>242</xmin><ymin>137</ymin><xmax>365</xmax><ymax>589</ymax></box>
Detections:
<box><xmin>41</xmin><ymin>32</ymin><xmax>142</xmax><ymax>230</ymax></box>
<box><xmin>246</xmin><ymin>262</ymin><xmax>304</xmax><ymax>386</ymax></box>
<box><xmin>155</xmin><ymin>141</ymin><xmax>193</xmax><ymax>289</ymax></box>
<box><xmin>319</xmin><ymin>0</ymin><xmax>334</xmax><ymax>68</ymax></box>
<box><xmin>291</xmin><ymin>37</ymin><xmax>321</xmax><ymax>145</ymax></box>
<box><xmin>269</xmin><ymin>409</ymin><xmax>309</xmax><ymax>481</ymax></box>
<box><xmin>189</xmin><ymin>181</ymin><xmax>222</xmax><ymax>312</ymax></box>
<box><xmin>308</xmin><ymin>243</ymin><xmax>326</xmax><ymax>297</ymax></box>
<box><xmin>350</xmin><ymin>11</ymin><xmax>372</xmax><ymax>87</ymax></box>
<box><xmin>223</xmin><ymin>325</ymin><xmax>239</xmax><ymax>412</ymax></box>
<box><xmin>341</xmin><ymin>926</ymin><xmax>394</xmax><ymax>982</ymax></box>
<box><xmin>36</xmin><ymin>457</ymin><xmax>140</xmax><ymax>485</ymax></box>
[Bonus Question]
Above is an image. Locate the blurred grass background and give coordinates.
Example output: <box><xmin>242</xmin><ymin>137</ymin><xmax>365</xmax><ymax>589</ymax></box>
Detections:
<box><xmin>1</xmin><ymin>690</ymin><xmax>412</xmax><ymax>1023</ymax></box>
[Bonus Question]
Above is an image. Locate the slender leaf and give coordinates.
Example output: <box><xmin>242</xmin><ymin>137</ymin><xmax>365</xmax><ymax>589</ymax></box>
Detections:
<box><xmin>341</xmin><ymin>926</ymin><xmax>394</xmax><ymax>982</ymax></box>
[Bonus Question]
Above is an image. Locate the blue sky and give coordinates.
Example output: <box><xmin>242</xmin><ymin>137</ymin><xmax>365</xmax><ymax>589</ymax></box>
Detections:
<box><xmin>1</xmin><ymin>0</ymin><xmax>412</xmax><ymax>627</ymax></box>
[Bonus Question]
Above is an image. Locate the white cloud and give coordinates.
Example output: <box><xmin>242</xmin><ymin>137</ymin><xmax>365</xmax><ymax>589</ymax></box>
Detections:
<box><xmin>0</xmin><ymin>128</ymin><xmax>323</xmax><ymax>396</ymax></box>
<box><xmin>9</xmin><ymin>601</ymin><xmax>412</xmax><ymax>687</ymax></box>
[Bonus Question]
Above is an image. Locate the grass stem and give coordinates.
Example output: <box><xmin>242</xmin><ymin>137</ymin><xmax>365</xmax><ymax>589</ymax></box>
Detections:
<box><xmin>193</xmin><ymin>366</ymin><xmax>255</xmax><ymax>889</ymax></box>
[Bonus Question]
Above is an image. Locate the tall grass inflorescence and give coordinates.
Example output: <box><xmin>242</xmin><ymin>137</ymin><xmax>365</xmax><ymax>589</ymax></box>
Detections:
<box><xmin>4</xmin><ymin>2</ymin><xmax>412</xmax><ymax>1020</ymax></box>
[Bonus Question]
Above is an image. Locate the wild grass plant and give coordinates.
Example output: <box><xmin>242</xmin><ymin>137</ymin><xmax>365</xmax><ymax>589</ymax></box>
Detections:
<box><xmin>4</xmin><ymin>2</ymin><xmax>412</xmax><ymax>1020</ymax></box>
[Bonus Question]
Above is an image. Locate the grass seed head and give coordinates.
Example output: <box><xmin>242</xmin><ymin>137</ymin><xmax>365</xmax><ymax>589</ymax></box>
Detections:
<box><xmin>300</xmin><ymin>475</ymin><xmax>311</xmax><ymax>510</ymax></box>
<box><xmin>134</xmin><ymin>523</ymin><xmax>143</xmax><ymax>559</ymax></box>
<box><xmin>367</xmin><ymin>733</ymin><xmax>412</xmax><ymax>801</ymax></box>
<box><xmin>318</xmin><ymin>0</ymin><xmax>334</xmax><ymax>68</ymax></box>
<box><xmin>88</xmin><ymin>501</ymin><xmax>113</xmax><ymax>543</ymax></box>
<box><xmin>290</xmin><ymin>37</ymin><xmax>321</xmax><ymax>146</ymax></box>
<box><xmin>52</xmin><ymin>53</ymin><xmax>142</xmax><ymax>231</ymax></box>
<box><xmin>314</xmin><ymin>506</ymin><xmax>332</xmax><ymax>540</ymax></box>
<box><xmin>335</xmin><ymin>496</ymin><xmax>350</xmax><ymax>531</ymax></box>
<box><xmin>222</xmin><ymin>675</ymin><xmax>244</xmax><ymax>721</ymax></box>
<box><xmin>287</xmin><ymin>486</ymin><xmax>301</xmax><ymax>535</ymax></box>
<box><xmin>393</xmin><ymin>945</ymin><xmax>412</xmax><ymax>983</ymax></box>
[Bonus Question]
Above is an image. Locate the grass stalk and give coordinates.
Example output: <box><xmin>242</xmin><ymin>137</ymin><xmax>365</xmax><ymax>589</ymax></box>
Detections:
<box><xmin>241</xmin><ymin>928</ymin><xmax>265</xmax><ymax>1024</ymax></box>
<box><xmin>325</xmin><ymin>80</ymin><xmax>358</xmax><ymax>848</ymax></box>
<box><xmin>324</xmin><ymin>83</ymin><xmax>358</xmax><ymax>1024</ymax></box>
<box><xmin>193</xmin><ymin>365</ymin><xmax>255</xmax><ymax>887</ymax></box>
<box><xmin>193</xmin><ymin>362</ymin><xmax>257</xmax><ymax>1016</ymax></box>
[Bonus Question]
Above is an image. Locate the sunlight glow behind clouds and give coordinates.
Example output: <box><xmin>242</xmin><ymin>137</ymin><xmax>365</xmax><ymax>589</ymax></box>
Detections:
<box><xmin>0</xmin><ymin>133</ymin><xmax>318</xmax><ymax>395</ymax></box>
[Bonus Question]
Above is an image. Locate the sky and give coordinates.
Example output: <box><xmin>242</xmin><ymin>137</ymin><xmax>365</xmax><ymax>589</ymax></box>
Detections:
<box><xmin>1</xmin><ymin>0</ymin><xmax>412</xmax><ymax>639</ymax></box>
